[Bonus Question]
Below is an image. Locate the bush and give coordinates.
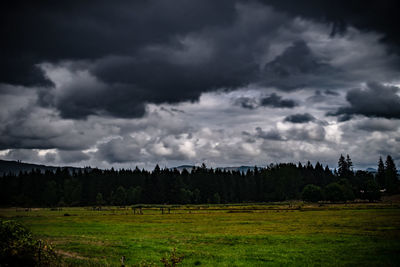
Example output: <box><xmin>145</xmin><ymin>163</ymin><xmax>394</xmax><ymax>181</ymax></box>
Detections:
<box><xmin>324</xmin><ymin>182</ymin><xmax>355</xmax><ymax>202</ymax></box>
<box><xmin>301</xmin><ymin>184</ymin><xmax>323</xmax><ymax>202</ymax></box>
<box><xmin>338</xmin><ymin>179</ymin><xmax>355</xmax><ymax>201</ymax></box>
<box><xmin>0</xmin><ymin>220</ymin><xmax>59</xmax><ymax>266</ymax></box>
<box><xmin>324</xmin><ymin>183</ymin><xmax>345</xmax><ymax>202</ymax></box>
<box><xmin>363</xmin><ymin>180</ymin><xmax>381</xmax><ymax>201</ymax></box>
<box><xmin>160</xmin><ymin>248</ymin><xmax>184</xmax><ymax>267</ymax></box>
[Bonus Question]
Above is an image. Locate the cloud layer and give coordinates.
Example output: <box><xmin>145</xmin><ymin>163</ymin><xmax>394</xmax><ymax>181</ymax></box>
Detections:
<box><xmin>1</xmin><ymin>1</ymin><xmax>400</xmax><ymax>169</ymax></box>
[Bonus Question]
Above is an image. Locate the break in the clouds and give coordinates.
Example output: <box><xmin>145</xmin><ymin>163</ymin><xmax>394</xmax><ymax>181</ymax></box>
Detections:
<box><xmin>1</xmin><ymin>0</ymin><xmax>400</xmax><ymax>169</ymax></box>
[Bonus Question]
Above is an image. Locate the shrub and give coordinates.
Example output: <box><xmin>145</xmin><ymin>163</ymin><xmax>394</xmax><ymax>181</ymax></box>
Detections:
<box><xmin>0</xmin><ymin>220</ymin><xmax>59</xmax><ymax>266</ymax></box>
<box><xmin>324</xmin><ymin>182</ymin><xmax>355</xmax><ymax>202</ymax></box>
<box><xmin>363</xmin><ymin>179</ymin><xmax>381</xmax><ymax>201</ymax></box>
<box><xmin>324</xmin><ymin>183</ymin><xmax>344</xmax><ymax>202</ymax></box>
<box><xmin>301</xmin><ymin>184</ymin><xmax>323</xmax><ymax>202</ymax></box>
<box><xmin>160</xmin><ymin>248</ymin><xmax>184</xmax><ymax>267</ymax></box>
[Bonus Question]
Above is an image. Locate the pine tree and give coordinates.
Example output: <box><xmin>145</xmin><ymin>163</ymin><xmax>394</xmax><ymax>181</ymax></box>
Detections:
<box><xmin>376</xmin><ymin>157</ymin><xmax>385</xmax><ymax>188</ymax></box>
<box><xmin>346</xmin><ymin>154</ymin><xmax>353</xmax><ymax>176</ymax></box>
<box><xmin>96</xmin><ymin>192</ymin><xmax>104</xmax><ymax>206</ymax></box>
<box><xmin>337</xmin><ymin>154</ymin><xmax>348</xmax><ymax>178</ymax></box>
<box><xmin>385</xmin><ymin>155</ymin><xmax>398</xmax><ymax>194</ymax></box>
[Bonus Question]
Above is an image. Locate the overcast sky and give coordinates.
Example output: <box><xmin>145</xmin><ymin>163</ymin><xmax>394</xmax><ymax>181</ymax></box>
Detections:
<box><xmin>1</xmin><ymin>0</ymin><xmax>400</xmax><ymax>170</ymax></box>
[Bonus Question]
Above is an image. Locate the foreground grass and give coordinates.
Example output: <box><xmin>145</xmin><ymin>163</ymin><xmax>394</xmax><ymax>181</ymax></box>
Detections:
<box><xmin>1</xmin><ymin>203</ymin><xmax>400</xmax><ymax>266</ymax></box>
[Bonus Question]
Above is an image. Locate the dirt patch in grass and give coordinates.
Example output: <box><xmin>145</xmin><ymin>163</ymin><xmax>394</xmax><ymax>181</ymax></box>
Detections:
<box><xmin>56</xmin><ymin>250</ymin><xmax>88</xmax><ymax>260</ymax></box>
<box><xmin>382</xmin><ymin>194</ymin><xmax>400</xmax><ymax>203</ymax></box>
<box><xmin>48</xmin><ymin>238</ymin><xmax>111</xmax><ymax>246</ymax></box>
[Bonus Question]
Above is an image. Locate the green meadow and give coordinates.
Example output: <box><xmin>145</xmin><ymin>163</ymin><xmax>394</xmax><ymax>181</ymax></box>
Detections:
<box><xmin>1</xmin><ymin>203</ymin><xmax>400</xmax><ymax>266</ymax></box>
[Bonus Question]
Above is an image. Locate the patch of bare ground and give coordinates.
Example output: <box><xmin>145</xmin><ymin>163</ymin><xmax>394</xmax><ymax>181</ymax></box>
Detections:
<box><xmin>382</xmin><ymin>194</ymin><xmax>400</xmax><ymax>203</ymax></box>
<box><xmin>56</xmin><ymin>250</ymin><xmax>88</xmax><ymax>260</ymax></box>
<box><xmin>48</xmin><ymin>238</ymin><xmax>111</xmax><ymax>246</ymax></box>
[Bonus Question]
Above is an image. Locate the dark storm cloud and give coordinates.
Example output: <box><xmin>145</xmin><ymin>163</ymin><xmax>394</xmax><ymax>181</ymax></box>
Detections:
<box><xmin>261</xmin><ymin>41</ymin><xmax>340</xmax><ymax>90</ymax></box>
<box><xmin>260</xmin><ymin>93</ymin><xmax>297</xmax><ymax>108</ymax></box>
<box><xmin>329</xmin><ymin>82</ymin><xmax>400</xmax><ymax>119</ymax></box>
<box><xmin>1</xmin><ymin>0</ymin><xmax>235</xmax><ymax>87</ymax></box>
<box><xmin>86</xmin><ymin>49</ymin><xmax>257</xmax><ymax>117</ymax></box>
<box><xmin>1</xmin><ymin>0</ymin><xmax>257</xmax><ymax>119</ymax></box>
<box><xmin>260</xmin><ymin>0</ymin><xmax>400</xmax><ymax>51</ymax></box>
<box><xmin>324</xmin><ymin>90</ymin><xmax>339</xmax><ymax>96</ymax></box>
<box><xmin>235</xmin><ymin>93</ymin><xmax>297</xmax><ymax>109</ymax></box>
<box><xmin>4</xmin><ymin>0</ymin><xmax>388</xmax><ymax>120</ymax></box>
<box><xmin>284</xmin><ymin>113</ymin><xmax>315</xmax><ymax>124</ymax></box>
<box><xmin>1</xmin><ymin>0</ymin><xmax>400</xmax><ymax>133</ymax></box>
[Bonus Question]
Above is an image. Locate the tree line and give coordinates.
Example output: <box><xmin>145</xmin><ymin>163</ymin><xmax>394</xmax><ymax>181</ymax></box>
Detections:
<box><xmin>0</xmin><ymin>155</ymin><xmax>398</xmax><ymax>207</ymax></box>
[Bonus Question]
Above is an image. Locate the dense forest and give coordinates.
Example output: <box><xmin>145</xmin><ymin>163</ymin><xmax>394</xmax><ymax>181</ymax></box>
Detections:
<box><xmin>0</xmin><ymin>155</ymin><xmax>398</xmax><ymax>207</ymax></box>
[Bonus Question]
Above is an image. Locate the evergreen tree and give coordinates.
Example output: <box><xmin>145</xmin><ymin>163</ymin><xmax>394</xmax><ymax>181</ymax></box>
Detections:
<box><xmin>96</xmin><ymin>193</ymin><xmax>104</xmax><ymax>206</ymax></box>
<box><xmin>193</xmin><ymin>188</ymin><xmax>201</xmax><ymax>204</ymax></box>
<box><xmin>385</xmin><ymin>155</ymin><xmax>398</xmax><ymax>194</ymax></box>
<box><xmin>126</xmin><ymin>186</ymin><xmax>142</xmax><ymax>204</ymax></box>
<box><xmin>43</xmin><ymin>180</ymin><xmax>58</xmax><ymax>207</ymax></box>
<box><xmin>346</xmin><ymin>154</ymin><xmax>353</xmax><ymax>177</ymax></box>
<box><xmin>363</xmin><ymin>180</ymin><xmax>380</xmax><ymax>201</ymax></box>
<box><xmin>0</xmin><ymin>154</ymin><xmax>388</xmax><ymax>206</ymax></box>
<box><xmin>70</xmin><ymin>182</ymin><xmax>82</xmax><ymax>206</ymax></box>
<box><xmin>376</xmin><ymin>157</ymin><xmax>385</xmax><ymax>188</ymax></box>
<box><xmin>212</xmin><ymin>193</ymin><xmax>221</xmax><ymax>204</ymax></box>
<box><xmin>113</xmin><ymin>186</ymin><xmax>127</xmax><ymax>206</ymax></box>
<box><xmin>337</xmin><ymin>154</ymin><xmax>347</xmax><ymax>178</ymax></box>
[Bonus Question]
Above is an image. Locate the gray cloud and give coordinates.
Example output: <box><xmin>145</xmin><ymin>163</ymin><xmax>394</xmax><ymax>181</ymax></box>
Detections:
<box><xmin>234</xmin><ymin>97</ymin><xmax>259</xmax><ymax>109</ymax></box>
<box><xmin>2</xmin><ymin>1</ymin><xmax>398</xmax><ymax>120</ymax></box>
<box><xmin>1</xmin><ymin>0</ymin><xmax>236</xmax><ymax>87</ymax></box>
<box><xmin>261</xmin><ymin>41</ymin><xmax>341</xmax><ymax>90</ymax></box>
<box><xmin>1</xmin><ymin>1</ymin><xmax>400</xmax><ymax>169</ymax></box>
<box><xmin>286</xmin><ymin>126</ymin><xmax>326</xmax><ymax>142</ymax></box>
<box><xmin>324</xmin><ymin>90</ymin><xmax>339</xmax><ymax>96</ymax></box>
<box><xmin>284</xmin><ymin>113</ymin><xmax>315</xmax><ymax>123</ymax></box>
<box><xmin>260</xmin><ymin>93</ymin><xmax>297</xmax><ymax>108</ymax></box>
<box><xmin>59</xmin><ymin>150</ymin><xmax>90</xmax><ymax>163</ymax></box>
<box><xmin>255</xmin><ymin>127</ymin><xmax>283</xmax><ymax>140</ymax></box>
<box><xmin>235</xmin><ymin>93</ymin><xmax>297</xmax><ymax>109</ymax></box>
<box><xmin>95</xmin><ymin>136</ymin><xmax>152</xmax><ymax>164</ymax></box>
<box><xmin>259</xmin><ymin>0</ymin><xmax>400</xmax><ymax>52</ymax></box>
<box><xmin>329</xmin><ymin>82</ymin><xmax>400</xmax><ymax>119</ymax></box>
<box><xmin>3</xmin><ymin>149</ymin><xmax>42</xmax><ymax>163</ymax></box>
<box><xmin>355</xmin><ymin>119</ymin><xmax>399</xmax><ymax>132</ymax></box>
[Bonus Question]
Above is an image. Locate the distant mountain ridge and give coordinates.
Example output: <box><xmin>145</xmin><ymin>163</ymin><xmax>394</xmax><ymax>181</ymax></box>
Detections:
<box><xmin>1</xmin><ymin>159</ymin><xmax>398</xmax><ymax>176</ymax></box>
<box><xmin>0</xmin><ymin>159</ymin><xmax>88</xmax><ymax>176</ymax></box>
<box><xmin>365</xmin><ymin>168</ymin><xmax>377</xmax><ymax>174</ymax></box>
<box><xmin>0</xmin><ymin>161</ymin><xmax>261</xmax><ymax>175</ymax></box>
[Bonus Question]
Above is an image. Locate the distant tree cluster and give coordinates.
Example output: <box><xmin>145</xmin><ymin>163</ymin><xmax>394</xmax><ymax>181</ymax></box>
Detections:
<box><xmin>0</xmin><ymin>155</ymin><xmax>398</xmax><ymax>207</ymax></box>
<box><xmin>376</xmin><ymin>155</ymin><xmax>399</xmax><ymax>194</ymax></box>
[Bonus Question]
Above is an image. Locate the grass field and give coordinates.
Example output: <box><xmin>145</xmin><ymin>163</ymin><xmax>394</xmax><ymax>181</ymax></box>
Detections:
<box><xmin>1</xmin><ymin>203</ymin><xmax>400</xmax><ymax>266</ymax></box>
